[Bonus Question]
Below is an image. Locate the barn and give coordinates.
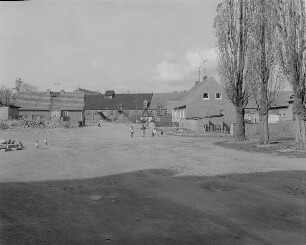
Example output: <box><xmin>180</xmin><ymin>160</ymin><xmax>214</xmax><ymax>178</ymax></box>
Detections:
<box><xmin>14</xmin><ymin>91</ymin><xmax>85</xmax><ymax>123</ymax></box>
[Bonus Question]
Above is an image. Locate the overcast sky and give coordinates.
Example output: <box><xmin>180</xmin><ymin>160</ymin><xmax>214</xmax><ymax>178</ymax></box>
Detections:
<box><xmin>0</xmin><ymin>0</ymin><xmax>221</xmax><ymax>93</ymax></box>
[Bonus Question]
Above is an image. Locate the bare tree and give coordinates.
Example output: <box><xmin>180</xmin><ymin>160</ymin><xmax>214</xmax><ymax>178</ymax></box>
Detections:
<box><xmin>214</xmin><ymin>0</ymin><xmax>253</xmax><ymax>140</ymax></box>
<box><xmin>248</xmin><ymin>0</ymin><xmax>285</xmax><ymax>144</ymax></box>
<box><xmin>275</xmin><ymin>0</ymin><xmax>306</xmax><ymax>149</ymax></box>
<box><xmin>0</xmin><ymin>85</ymin><xmax>12</xmax><ymax>106</ymax></box>
<box><xmin>20</xmin><ymin>82</ymin><xmax>38</xmax><ymax>92</ymax></box>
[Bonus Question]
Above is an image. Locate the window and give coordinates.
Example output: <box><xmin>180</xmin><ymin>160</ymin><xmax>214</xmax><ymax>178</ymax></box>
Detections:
<box><xmin>62</xmin><ymin>111</ymin><xmax>69</xmax><ymax>117</ymax></box>
<box><xmin>203</xmin><ymin>93</ymin><xmax>209</xmax><ymax>100</ymax></box>
<box><xmin>215</xmin><ymin>93</ymin><xmax>222</xmax><ymax>99</ymax></box>
<box><xmin>51</xmin><ymin>111</ymin><xmax>60</xmax><ymax>118</ymax></box>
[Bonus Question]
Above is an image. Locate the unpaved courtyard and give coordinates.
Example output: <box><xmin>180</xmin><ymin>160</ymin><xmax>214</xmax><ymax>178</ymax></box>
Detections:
<box><xmin>0</xmin><ymin>124</ymin><xmax>305</xmax><ymax>244</ymax></box>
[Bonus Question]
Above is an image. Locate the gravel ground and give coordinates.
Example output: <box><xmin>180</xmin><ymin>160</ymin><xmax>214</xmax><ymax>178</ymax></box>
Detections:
<box><xmin>0</xmin><ymin>124</ymin><xmax>305</xmax><ymax>244</ymax></box>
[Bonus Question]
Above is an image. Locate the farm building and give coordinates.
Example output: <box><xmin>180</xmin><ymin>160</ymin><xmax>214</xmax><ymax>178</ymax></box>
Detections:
<box><xmin>150</xmin><ymin>92</ymin><xmax>185</xmax><ymax>126</ymax></box>
<box><xmin>150</xmin><ymin>92</ymin><xmax>185</xmax><ymax>116</ymax></box>
<box><xmin>14</xmin><ymin>91</ymin><xmax>85</xmax><ymax>123</ymax></box>
<box><xmin>172</xmin><ymin>76</ymin><xmax>236</xmax><ymax>132</ymax></box>
<box><xmin>0</xmin><ymin>104</ymin><xmax>20</xmax><ymax>121</ymax></box>
<box><xmin>84</xmin><ymin>91</ymin><xmax>153</xmax><ymax>123</ymax></box>
<box><xmin>244</xmin><ymin>91</ymin><xmax>294</xmax><ymax>123</ymax></box>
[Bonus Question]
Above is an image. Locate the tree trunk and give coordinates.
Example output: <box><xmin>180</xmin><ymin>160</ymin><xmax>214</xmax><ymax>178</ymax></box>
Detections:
<box><xmin>258</xmin><ymin>2</ymin><xmax>270</xmax><ymax>145</ymax></box>
<box><xmin>259</xmin><ymin>85</ymin><xmax>269</xmax><ymax>145</ymax></box>
<box><xmin>292</xmin><ymin>93</ymin><xmax>306</xmax><ymax>149</ymax></box>
<box><xmin>235</xmin><ymin>106</ymin><xmax>246</xmax><ymax>141</ymax></box>
<box><xmin>259</xmin><ymin>109</ymin><xmax>269</xmax><ymax>145</ymax></box>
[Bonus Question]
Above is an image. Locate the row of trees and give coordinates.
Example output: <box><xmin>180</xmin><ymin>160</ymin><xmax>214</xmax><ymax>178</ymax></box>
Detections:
<box><xmin>214</xmin><ymin>0</ymin><xmax>306</xmax><ymax>149</ymax></box>
<box><xmin>0</xmin><ymin>78</ymin><xmax>38</xmax><ymax>105</ymax></box>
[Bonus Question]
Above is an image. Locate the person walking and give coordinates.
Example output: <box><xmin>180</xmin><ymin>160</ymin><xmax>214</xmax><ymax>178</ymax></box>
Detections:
<box><xmin>129</xmin><ymin>125</ymin><xmax>134</xmax><ymax>137</ymax></box>
<box><xmin>140</xmin><ymin>123</ymin><xmax>146</xmax><ymax>137</ymax></box>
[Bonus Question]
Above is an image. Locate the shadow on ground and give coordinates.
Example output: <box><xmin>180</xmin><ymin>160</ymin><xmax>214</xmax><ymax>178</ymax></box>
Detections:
<box><xmin>1</xmin><ymin>169</ymin><xmax>305</xmax><ymax>245</ymax></box>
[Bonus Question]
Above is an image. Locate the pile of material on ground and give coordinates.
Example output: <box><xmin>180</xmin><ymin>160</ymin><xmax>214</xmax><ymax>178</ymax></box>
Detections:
<box><xmin>0</xmin><ymin>120</ymin><xmax>77</xmax><ymax>130</ymax></box>
<box><xmin>0</xmin><ymin>138</ymin><xmax>24</xmax><ymax>152</ymax></box>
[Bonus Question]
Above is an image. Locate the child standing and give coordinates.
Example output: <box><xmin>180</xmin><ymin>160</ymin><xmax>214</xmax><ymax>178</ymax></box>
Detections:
<box><xmin>152</xmin><ymin>128</ymin><xmax>156</xmax><ymax>137</ymax></box>
<box><xmin>140</xmin><ymin>123</ymin><xmax>146</xmax><ymax>137</ymax></box>
<box><xmin>129</xmin><ymin>125</ymin><xmax>134</xmax><ymax>137</ymax></box>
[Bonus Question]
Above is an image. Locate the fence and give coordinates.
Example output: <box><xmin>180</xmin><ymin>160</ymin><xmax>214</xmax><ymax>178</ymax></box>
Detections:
<box><xmin>203</xmin><ymin>122</ymin><xmax>231</xmax><ymax>134</ymax></box>
<box><xmin>231</xmin><ymin>121</ymin><xmax>294</xmax><ymax>138</ymax></box>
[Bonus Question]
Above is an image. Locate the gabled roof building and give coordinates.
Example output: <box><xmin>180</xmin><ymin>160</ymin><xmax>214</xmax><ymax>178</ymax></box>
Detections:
<box><xmin>84</xmin><ymin>91</ymin><xmax>153</xmax><ymax>123</ymax></box>
<box><xmin>14</xmin><ymin>91</ymin><xmax>85</xmax><ymax>123</ymax></box>
<box><xmin>172</xmin><ymin>77</ymin><xmax>236</xmax><ymax>131</ymax></box>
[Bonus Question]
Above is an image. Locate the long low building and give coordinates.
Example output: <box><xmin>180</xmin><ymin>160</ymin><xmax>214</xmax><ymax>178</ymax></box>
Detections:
<box><xmin>14</xmin><ymin>91</ymin><xmax>85</xmax><ymax>123</ymax></box>
<box><xmin>84</xmin><ymin>90</ymin><xmax>153</xmax><ymax>123</ymax></box>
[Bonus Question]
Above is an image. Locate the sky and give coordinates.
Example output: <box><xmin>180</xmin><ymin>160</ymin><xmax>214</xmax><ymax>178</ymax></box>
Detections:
<box><xmin>0</xmin><ymin>0</ymin><xmax>221</xmax><ymax>93</ymax></box>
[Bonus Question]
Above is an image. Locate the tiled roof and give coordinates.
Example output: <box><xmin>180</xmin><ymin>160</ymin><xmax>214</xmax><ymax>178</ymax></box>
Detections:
<box><xmin>85</xmin><ymin>93</ymin><xmax>153</xmax><ymax>110</ymax></box>
<box><xmin>150</xmin><ymin>92</ymin><xmax>186</xmax><ymax>109</ymax></box>
<box><xmin>246</xmin><ymin>91</ymin><xmax>293</xmax><ymax>109</ymax></box>
<box><xmin>15</xmin><ymin>92</ymin><xmax>85</xmax><ymax>111</ymax></box>
<box><xmin>177</xmin><ymin>77</ymin><xmax>219</xmax><ymax>106</ymax></box>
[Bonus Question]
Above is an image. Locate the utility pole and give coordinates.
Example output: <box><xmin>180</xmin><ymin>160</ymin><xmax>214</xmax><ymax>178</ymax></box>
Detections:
<box><xmin>196</xmin><ymin>59</ymin><xmax>208</xmax><ymax>82</ymax></box>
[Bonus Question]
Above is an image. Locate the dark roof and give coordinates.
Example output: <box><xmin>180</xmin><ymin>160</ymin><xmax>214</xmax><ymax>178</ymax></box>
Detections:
<box><xmin>15</xmin><ymin>92</ymin><xmax>85</xmax><ymax>111</ymax></box>
<box><xmin>173</xmin><ymin>105</ymin><xmax>186</xmax><ymax>110</ymax></box>
<box><xmin>246</xmin><ymin>91</ymin><xmax>293</xmax><ymax>109</ymax></box>
<box><xmin>0</xmin><ymin>104</ymin><xmax>21</xmax><ymax>108</ymax></box>
<box><xmin>85</xmin><ymin>93</ymin><xmax>153</xmax><ymax>110</ymax></box>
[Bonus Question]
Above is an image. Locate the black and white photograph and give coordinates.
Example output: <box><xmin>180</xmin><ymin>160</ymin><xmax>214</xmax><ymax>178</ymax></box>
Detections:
<box><xmin>0</xmin><ymin>0</ymin><xmax>305</xmax><ymax>244</ymax></box>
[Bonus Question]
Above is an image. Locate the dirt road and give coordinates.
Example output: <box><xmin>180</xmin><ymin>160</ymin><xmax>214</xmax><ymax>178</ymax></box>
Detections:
<box><xmin>0</xmin><ymin>124</ymin><xmax>305</xmax><ymax>244</ymax></box>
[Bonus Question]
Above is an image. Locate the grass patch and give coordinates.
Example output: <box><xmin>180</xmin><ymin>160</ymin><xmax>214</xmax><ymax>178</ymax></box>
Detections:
<box><xmin>214</xmin><ymin>138</ymin><xmax>306</xmax><ymax>158</ymax></box>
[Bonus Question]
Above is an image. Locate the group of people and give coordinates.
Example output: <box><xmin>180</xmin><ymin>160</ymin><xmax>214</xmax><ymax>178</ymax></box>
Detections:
<box><xmin>129</xmin><ymin>121</ymin><xmax>158</xmax><ymax>137</ymax></box>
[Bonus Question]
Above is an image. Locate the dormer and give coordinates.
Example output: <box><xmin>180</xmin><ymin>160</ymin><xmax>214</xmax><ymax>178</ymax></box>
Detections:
<box><xmin>104</xmin><ymin>90</ymin><xmax>115</xmax><ymax>99</ymax></box>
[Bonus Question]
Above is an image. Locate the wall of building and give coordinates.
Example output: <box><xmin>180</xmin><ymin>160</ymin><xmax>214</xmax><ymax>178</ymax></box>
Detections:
<box><xmin>245</xmin><ymin>106</ymin><xmax>293</xmax><ymax>124</ymax></box>
<box><xmin>278</xmin><ymin>105</ymin><xmax>293</xmax><ymax>121</ymax></box>
<box><xmin>232</xmin><ymin>121</ymin><xmax>294</xmax><ymax>138</ymax></box>
<box><xmin>8</xmin><ymin>107</ymin><xmax>19</xmax><ymax>120</ymax></box>
<box><xmin>0</xmin><ymin>107</ymin><xmax>9</xmax><ymax>120</ymax></box>
<box><xmin>185</xmin><ymin>81</ymin><xmax>236</xmax><ymax>124</ymax></box>
<box><xmin>177</xmin><ymin>118</ymin><xmax>204</xmax><ymax>132</ymax></box>
<box><xmin>174</xmin><ymin>79</ymin><xmax>236</xmax><ymax>124</ymax></box>
<box><xmin>172</xmin><ymin>108</ymin><xmax>186</xmax><ymax>123</ymax></box>
<box><xmin>85</xmin><ymin>109</ymin><xmax>150</xmax><ymax>124</ymax></box>
<box><xmin>0</xmin><ymin>107</ymin><xmax>20</xmax><ymax>121</ymax></box>
<box><xmin>19</xmin><ymin>110</ymin><xmax>51</xmax><ymax>121</ymax></box>
<box><xmin>67</xmin><ymin>111</ymin><xmax>83</xmax><ymax>123</ymax></box>
<box><xmin>155</xmin><ymin>115</ymin><xmax>173</xmax><ymax>127</ymax></box>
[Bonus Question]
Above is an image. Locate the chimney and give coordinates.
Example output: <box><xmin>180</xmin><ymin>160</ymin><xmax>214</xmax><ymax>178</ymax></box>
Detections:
<box><xmin>203</xmin><ymin>76</ymin><xmax>208</xmax><ymax>81</ymax></box>
<box><xmin>195</xmin><ymin>81</ymin><xmax>200</xmax><ymax>86</ymax></box>
<box><xmin>60</xmin><ymin>89</ymin><xmax>65</xmax><ymax>93</ymax></box>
